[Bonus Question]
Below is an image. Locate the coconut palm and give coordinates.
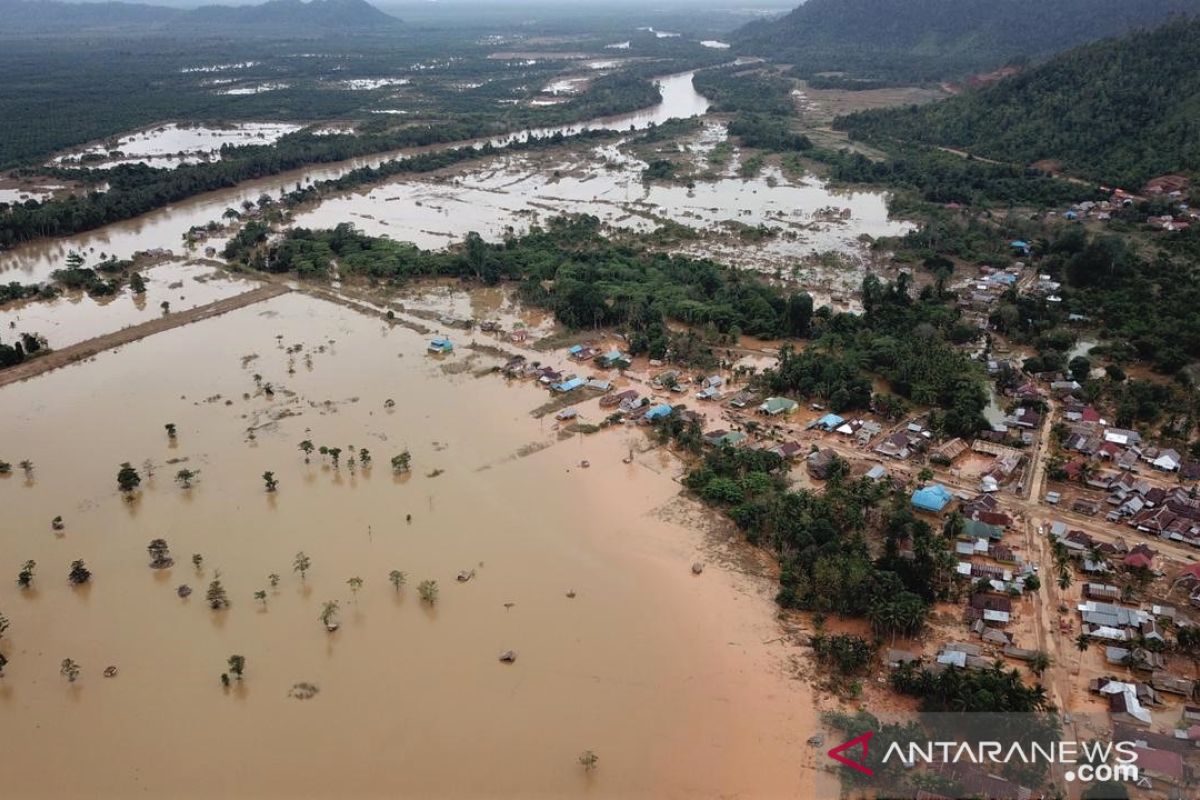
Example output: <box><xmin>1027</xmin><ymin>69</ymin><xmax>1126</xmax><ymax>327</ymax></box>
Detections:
<box><xmin>293</xmin><ymin>552</ymin><xmax>311</xmax><ymax>580</ymax></box>
<box><xmin>1075</xmin><ymin>633</ymin><xmax>1090</xmax><ymax>653</ymax></box>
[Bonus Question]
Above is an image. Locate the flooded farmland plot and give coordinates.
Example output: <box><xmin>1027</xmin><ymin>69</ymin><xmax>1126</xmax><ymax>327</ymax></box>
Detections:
<box><xmin>0</xmin><ymin>261</ymin><xmax>262</xmax><ymax>349</ymax></box>
<box><xmin>50</xmin><ymin>122</ymin><xmax>306</xmax><ymax>170</ymax></box>
<box><xmin>0</xmin><ymin>292</ymin><xmax>812</xmax><ymax>798</ymax></box>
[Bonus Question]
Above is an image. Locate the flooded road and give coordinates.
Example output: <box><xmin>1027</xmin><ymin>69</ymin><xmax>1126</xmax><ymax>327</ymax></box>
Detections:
<box><xmin>0</xmin><ymin>293</ymin><xmax>813</xmax><ymax>798</ymax></box>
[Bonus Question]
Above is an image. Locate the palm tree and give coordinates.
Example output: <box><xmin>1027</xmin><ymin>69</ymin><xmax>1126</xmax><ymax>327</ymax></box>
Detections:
<box><xmin>299</xmin><ymin>440</ymin><xmax>315</xmax><ymax>463</ymax></box>
<box><xmin>262</xmin><ymin>471</ymin><xmax>278</xmax><ymax>492</ymax></box>
<box><xmin>16</xmin><ymin>559</ymin><xmax>35</xmax><ymax>588</ymax></box>
<box><xmin>175</xmin><ymin>468</ymin><xmax>196</xmax><ymax>488</ymax></box>
<box><xmin>1030</xmin><ymin>651</ymin><xmax>1052</xmax><ymax>676</ymax></box>
<box><xmin>1075</xmin><ymin>633</ymin><xmax>1090</xmax><ymax>653</ymax></box>
<box><xmin>60</xmin><ymin>658</ymin><xmax>81</xmax><ymax>683</ymax></box>
<box><xmin>319</xmin><ymin>601</ymin><xmax>340</xmax><ymax>631</ymax></box>
<box><xmin>388</xmin><ymin>570</ymin><xmax>406</xmax><ymax>591</ymax></box>
<box><xmin>293</xmin><ymin>552</ymin><xmax>311</xmax><ymax>580</ymax></box>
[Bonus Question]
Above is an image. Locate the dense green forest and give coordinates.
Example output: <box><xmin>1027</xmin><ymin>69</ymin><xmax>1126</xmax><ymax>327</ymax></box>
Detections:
<box><xmin>835</xmin><ymin>17</ymin><xmax>1200</xmax><ymax>186</ymax></box>
<box><xmin>735</xmin><ymin>0</ymin><xmax>1200</xmax><ymax>82</ymax></box>
<box><xmin>681</xmin><ymin>446</ymin><xmax>954</xmax><ymax>639</ymax></box>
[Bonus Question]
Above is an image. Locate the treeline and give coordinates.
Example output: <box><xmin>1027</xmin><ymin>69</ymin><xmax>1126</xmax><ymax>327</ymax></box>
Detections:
<box><xmin>255</xmin><ymin>216</ymin><xmax>820</xmax><ymax>353</ymax></box>
<box><xmin>681</xmin><ymin>445</ymin><xmax>955</xmax><ymax>639</ymax></box>
<box><xmin>692</xmin><ymin>67</ymin><xmax>795</xmax><ymax>115</ymax></box>
<box><xmin>734</xmin><ymin>0</ymin><xmax>1200</xmax><ymax>82</ymax></box>
<box><xmin>834</xmin><ymin>16</ymin><xmax>1200</xmax><ymax>186</ymax></box>
<box><xmin>0</xmin><ymin>332</ymin><xmax>46</xmax><ymax>368</ymax></box>
<box><xmin>813</xmin><ymin>145</ymin><xmax>1098</xmax><ymax>207</ymax></box>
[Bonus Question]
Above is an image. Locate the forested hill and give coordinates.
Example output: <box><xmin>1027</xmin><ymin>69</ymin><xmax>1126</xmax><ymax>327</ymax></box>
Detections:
<box><xmin>833</xmin><ymin>17</ymin><xmax>1200</xmax><ymax>187</ymax></box>
<box><xmin>734</xmin><ymin>0</ymin><xmax>1200</xmax><ymax>81</ymax></box>
<box><xmin>0</xmin><ymin>0</ymin><xmax>401</xmax><ymax>35</ymax></box>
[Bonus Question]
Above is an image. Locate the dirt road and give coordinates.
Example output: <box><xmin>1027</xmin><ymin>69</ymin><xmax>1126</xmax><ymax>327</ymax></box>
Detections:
<box><xmin>0</xmin><ymin>283</ymin><xmax>290</xmax><ymax>388</ymax></box>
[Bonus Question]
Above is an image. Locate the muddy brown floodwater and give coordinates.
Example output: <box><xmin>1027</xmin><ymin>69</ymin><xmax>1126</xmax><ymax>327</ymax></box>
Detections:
<box><xmin>0</xmin><ymin>292</ymin><xmax>814</xmax><ymax>798</ymax></box>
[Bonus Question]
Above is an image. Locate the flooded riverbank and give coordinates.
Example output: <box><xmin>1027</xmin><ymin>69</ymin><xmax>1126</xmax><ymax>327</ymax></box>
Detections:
<box><xmin>0</xmin><ymin>292</ymin><xmax>814</xmax><ymax>798</ymax></box>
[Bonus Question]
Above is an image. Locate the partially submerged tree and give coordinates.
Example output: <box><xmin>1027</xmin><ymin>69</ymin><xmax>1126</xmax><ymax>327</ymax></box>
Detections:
<box><xmin>147</xmin><ymin>539</ymin><xmax>173</xmax><ymax>569</ymax></box>
<box><xmin>417</xmin><ymin>580</ymin><xmax>439</xmax><ymax>605</ymax></box>
<box><xmin>175</xmin><ymin>468</ymin><xmax>196</xmax><ymax>488</ymax></box>
<box><xmin>328</xmin><ymin>447</ymin><xmax>342</xmax><ymax>469</ymax></box>
<box><xmin>578</xmin><ymin>750</ymin><xmax>599</xmax><ymax>773</ymax></box>
<box><xmin>206</xmin><ymin>579</ymin><xmax>229</xmax><ymax>610</ymax></box>
<box><xmin>347</xmin><ymin>576</ymin><xmax>364</xmax><ymax>600</ymax></box>
<box><xmin>0</xmin><ymin>611</ymin><xmax>9</xmax><ymax>638</ymax></box>
<box><xmin>227</xmin><ymin>654</ymin><xmax>245</xmax><ymax>681</ymax></box>
<box><xmin>268</xmin><ymin>573</ymin><xmax>281</xmax><ymax>588</ymax></box>
<box><xmin>60</xmin><ymin>658</ymin><xmax>81</xmax><ymax>683</ymax></box>
<box><xmin>68</xmin><ymin>560</ymin><xmax>91</xmax><ymax>585</ymax></box>
<box><xmin>254</xmin><ymin>589</ymin><xmax>268</xmax><ymax>606</ymax></box>
<box><xmin>388</xmin><ymin>570</ymin><xmax>406</xmax><ymax>592</ymax></box>
<box><xmin>293</xmin><ymin>552</ymin><xmax>311</xmax><ymax>580</ymax></box>
<box><xmin>16</xmin><ymin>560</ymin><xmax>35</xmax><ymax>588</ymax></box>
<box><xmin>164</xmin><ymin>423</ymin><xmax>177</xmax><ymax>440</ymax></box>
<box><xmin>116</xmin><ymin>462</ymin><xmax>141</xmax><ymax>495</ymax></box>
<box><xmin>391</xmin><ymin>450</ymin><xmax>412</xmax><ymax>473</ymax></box>
<box><xmin>262</xmin><ymin>471</ymin><xmax>278</xmax><ymax>492</ymax></box>
<box><xmin>192</xmin><ymin>553</ymin><xmax>204</xmax><ymax>572</ymax></box>
<box><xmin>18</xmin><ymin>459</ymin><xmax>33</xmax><ymax>478</ymax></box>
<box><xmin>319</xmin><ymin>600</ymin><xmax>340</xmax><ymax>631</ymax></box>
<box><xmin>359</xmin><ymin>448</ymin><xmax>372</xmax><ymax>468</ymax></box>
<box><xmin>299</xmin><ymin>440</ymin><xmax>315</xmax><ymax>463</ymax></box>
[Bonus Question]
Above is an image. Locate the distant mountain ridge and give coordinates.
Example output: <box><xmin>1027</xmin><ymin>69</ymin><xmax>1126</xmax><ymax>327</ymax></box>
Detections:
<box><xmin>834</xmin><ymin>16</ymin><xmax>1200</xmax><ymax>186</ymax></box>
<box><xmin>0</xmin><ymin>0</ymin><xmax>400</xmax><ymax>34</ymax></box>
<box><xmin>735</xmin><ymin>0</ymin><xmax>1200</xmax><ymax>81</ymax></box>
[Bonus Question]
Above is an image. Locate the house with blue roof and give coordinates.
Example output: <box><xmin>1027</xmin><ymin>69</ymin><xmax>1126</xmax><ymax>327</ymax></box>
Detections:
<box><xmin>427</xmin><ymin>337</ymin><xmax>453</xmax><ymax>354</ymax></box>
<box><xmin>815</xmin><ymin>412</ymin><xmax>845</xmax><ymax>431</ymax></box>
<box><xmin>1010</xmin><ymin>240</ymin><xmax>1031</xmax><ymax>256</ymax></box>
<box><xmin>912</xmin><ymin>483</ymin><xmax>954</xmax><ymax>513</ymax></box>
<box><xmin>643</xmin><ymin>403</ymin><xmax>673</xmax><ymax>422</ymax></box>
<box><xmin>552</xmin><ymin>376</ymin><xmax>586</xmax><ymax>393</ymax></box>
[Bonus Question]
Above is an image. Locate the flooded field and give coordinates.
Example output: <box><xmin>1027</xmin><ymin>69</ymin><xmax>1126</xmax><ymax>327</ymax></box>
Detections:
<box><xmin>0</xmin><ymin>292</ymin><xmax>813</xmax><ymax>798</ymax></box>
<box><xmin>51</xmin><ymin>123</ymin><xmax>304</xmax><ymax>170</ymax></box>
<box><xmin>0</xmin><ymin>261</ymin><xmax>261</xmax><ymax>349</ymax></box>
<box><xmin>294</xmin><ymin>126</ymin><xmax>909</xmax><ymax>274</ymax></box>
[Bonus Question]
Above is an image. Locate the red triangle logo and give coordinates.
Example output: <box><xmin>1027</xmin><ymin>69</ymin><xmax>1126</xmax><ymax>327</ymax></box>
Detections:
<box><xmin>827</xmin><ymin>731</ymin><xmax>875</xmax><ymax>776</ymax></box>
